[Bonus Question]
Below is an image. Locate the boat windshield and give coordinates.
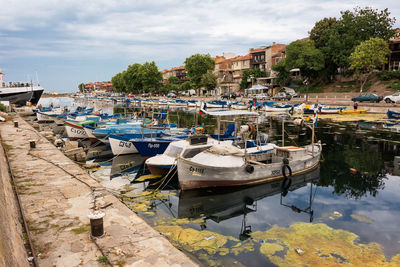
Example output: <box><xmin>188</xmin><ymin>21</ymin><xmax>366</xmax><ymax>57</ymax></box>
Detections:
<box><xmin>165</xmin><ymin>144</ymin><xmax>184</xmax><ymax>157</ymax></box>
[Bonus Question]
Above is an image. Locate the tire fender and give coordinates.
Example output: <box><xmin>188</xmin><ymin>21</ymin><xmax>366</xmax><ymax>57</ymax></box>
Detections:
<box><xmin>282</xmin><ymin>164</ymin><xmax>292</xmax><ymax>178</ymax></box>
<box><xmin>245</xmin><ymin>165</ymin><xmax>254</xmax><ymax>174</ymax></box>
<box><xmin>281</xmin><ymin>177</ymin><xmax>292</xmax><ymax>191</ymax></box>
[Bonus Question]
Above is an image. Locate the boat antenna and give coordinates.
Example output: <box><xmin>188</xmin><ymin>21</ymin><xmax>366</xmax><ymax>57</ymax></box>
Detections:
<box><xmin>35</xmin><ymin>70</ymin><xmax>40</xmax><ymax>86</ymax></box>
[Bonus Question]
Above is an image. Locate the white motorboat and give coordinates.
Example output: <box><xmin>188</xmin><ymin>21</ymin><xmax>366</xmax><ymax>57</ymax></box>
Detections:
<box><xmin>146</xmin><ymin>134</ymin><xmax>273</xmax><ymax>177</ymax></box>
<box><xmin>177</xmin><ymin>116</ymin><xmax>321</xmax><ymax>190</ymax></box>
<box><xmin>177</xmin><ymin>141</ymin><xmax>321</xmax><ymax>190</ymax></box>
<box><xmin>145</xmin><ymin>137</ymin><xmax>225</xmax><ymax>176</ymax></box>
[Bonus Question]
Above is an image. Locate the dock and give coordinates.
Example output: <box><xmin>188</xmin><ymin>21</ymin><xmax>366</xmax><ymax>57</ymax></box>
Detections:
<box><xmin>0</xmin><ymin>116</ymin><xmax>197</xmax><ymax>267</ymax></box>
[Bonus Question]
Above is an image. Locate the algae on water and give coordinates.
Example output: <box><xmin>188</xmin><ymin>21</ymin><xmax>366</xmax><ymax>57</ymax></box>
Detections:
<box><xmin>251</xmin><ymin>222</ymin><xmax>400</xmax><ymax>267</ymax></box>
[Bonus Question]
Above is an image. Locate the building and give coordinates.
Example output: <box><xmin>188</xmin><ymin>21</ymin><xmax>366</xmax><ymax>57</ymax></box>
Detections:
<box><xmin>84</xmin><ymin>81</ymin><xmax>113</xmax><ymax>93</ymax></box>
<box><xmin>162</xmin><ymin>66</ymin><xmax>188</xmax><ymax>84</ymax></box>
<box><xmin>265</xmin><ymin>43</ymin><xmax>286</xmax><ymax>73</ymax></box>
<box><xmin>387</xmin><ymin>29</ymin><xmax>400</xmax><ymax>71</ymax></box>
<box><xmin>249</xmin><ymin>47</ymin><xmax>267</xmax><ymax>70</ymax></box>
<box><xmin>214</xmin><ymin>56</ymin><xmax>237</xmax><ymax>94</ymax></box>
<box><xmin>231</xmin><ymin>54</ymin><xmax>251</xmax><ymax>87</ymax></box>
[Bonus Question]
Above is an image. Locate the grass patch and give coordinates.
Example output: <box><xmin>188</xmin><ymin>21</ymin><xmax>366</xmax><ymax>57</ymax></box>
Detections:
<box><xmin>387</xmin><ymin>80</ymin><xmax>400</xmax><ymax>91</ymax></box>
<box><xmin>97</xmin><ymin>256</ymin><xmax>110</xmax><ymax>265</ymax></box>
<box><xmin>336</xmin><ymin>80</ymin><xmax>364</xmax><ymax>92</ymax></box>
<box><xmin>71</xmin><ymin>225</ymin><xmax>90</xmax><ymax>234</ymax></box>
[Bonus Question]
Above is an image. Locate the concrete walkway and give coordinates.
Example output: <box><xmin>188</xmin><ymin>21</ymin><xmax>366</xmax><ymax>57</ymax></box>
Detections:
<box><xmin>0</xmin><ymin>116</ymin><xmax>197</xmax><ymax>267</ymax></box>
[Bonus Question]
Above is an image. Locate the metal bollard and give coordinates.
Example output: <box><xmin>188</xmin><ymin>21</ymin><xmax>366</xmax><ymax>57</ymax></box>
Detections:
<box><xmin>14</xmin><ymin>121</ymin><xmax>18</xmax><ymax>128</ymax></box>
<box><xmin>29</xmin><ymin>140</ymin><xmax>36</xmax><ymax>149</ymax></box>
<box><xmin>88</xmin><ymin>211</ymin><xmax>105</xmax><ymax>237</ymax></box>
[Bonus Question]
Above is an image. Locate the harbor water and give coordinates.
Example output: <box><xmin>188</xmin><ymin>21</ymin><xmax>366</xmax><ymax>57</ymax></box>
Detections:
<box><xmin>37</xmin><ymin>97</ymin><xmax>400</xmax><ymax>266</ymax></box>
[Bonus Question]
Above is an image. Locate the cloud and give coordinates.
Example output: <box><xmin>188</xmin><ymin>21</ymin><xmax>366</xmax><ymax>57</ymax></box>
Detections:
<box><xmin>1</xmin><ymin>0</ymin><xmax>399</xmax><ymax>91</ymax></box>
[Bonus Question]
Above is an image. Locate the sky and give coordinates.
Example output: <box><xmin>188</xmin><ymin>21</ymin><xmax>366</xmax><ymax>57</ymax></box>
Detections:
<box><xmin>1</xmin><ymin>0</ymin><xmax>399</xmax><ymax>93</ymax></box>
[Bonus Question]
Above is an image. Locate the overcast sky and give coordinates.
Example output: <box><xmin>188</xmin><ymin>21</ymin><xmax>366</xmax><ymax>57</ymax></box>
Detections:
<box><xmin>1</xmin><ymin>0</ymin><xmax>399</xmax><ymax>92</ymax></box>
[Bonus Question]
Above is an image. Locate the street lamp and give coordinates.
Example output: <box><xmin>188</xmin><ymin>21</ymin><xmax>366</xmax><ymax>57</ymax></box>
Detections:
<box><xmin>303</xmin><ymin>78</ymin><xmax>309</xmax><ymax>103</ymax></box>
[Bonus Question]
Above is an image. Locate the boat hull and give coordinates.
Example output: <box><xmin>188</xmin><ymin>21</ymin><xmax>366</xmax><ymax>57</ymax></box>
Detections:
<box><xmin>387</xmin><ymin>110</ymin><xmax>400</xmax><ymax>119</ymax></box>
<box><xmin>64</xmin><ymin>122</ymin><xmax>89</xmax><ymax>140</ymax></box>
<box><xmin>109</xmin><ymin>136</ymin><xmax>138</xmax><ymax>155</ymax></box>
<box><xmin>177</xmin><ymin>151</ymin><xmax>320</xmax><ymax>190</ymax></box>
<box><xmin>0</xmin><ymin>86</ymin><xmax>44</xmax><ymax>106</ymax></box>
<box><xmin>147</xmin><ymin>164</ymin><xmax>175</xmax><ymax>176</ymax></box>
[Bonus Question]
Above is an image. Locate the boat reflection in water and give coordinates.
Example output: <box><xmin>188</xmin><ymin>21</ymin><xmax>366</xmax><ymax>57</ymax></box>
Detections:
<box><xmin>110</xmin><ymin>154</ymin><xmax>145</xmax><ymax>179</ymax></box>
<box><xmin>177</xmin><ymin>167</ymin><xmax>319</xmax><ymax>240</ymax></box>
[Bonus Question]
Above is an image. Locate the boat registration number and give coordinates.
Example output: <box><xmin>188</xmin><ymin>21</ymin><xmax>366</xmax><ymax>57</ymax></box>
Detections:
<box><xmin>189</xmin><ymin>166</ymin><xmax>204</xmax><ymax>176</ymax></box>
<box><xmin>272</xmin><ymin>169</ymin><xmax>281</xmax><ymax>176</ymax></box>
<box><xmin>148</xmin><ymin>143</ymin><xmax>160</xmax><ymax>148</ymax></box>
<box><xmin>70</xmin><ymin>128</ymin><xmax>85</xmax><ymax>135</ymax></box>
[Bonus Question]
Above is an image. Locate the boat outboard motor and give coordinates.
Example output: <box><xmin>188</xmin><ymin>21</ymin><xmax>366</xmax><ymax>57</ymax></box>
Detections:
<box><xmin>258</xmin><ymin>133</ymin><xmax>269</xmax><ymax>144</ymax></box>
<box><xmin>240</xmin><ymin>125</ymin><xmax>250</xmax><ymax>134</ymax></box>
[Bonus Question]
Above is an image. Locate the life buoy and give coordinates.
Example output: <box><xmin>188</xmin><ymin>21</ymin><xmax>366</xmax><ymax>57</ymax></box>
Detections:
<box><xmin>281</xmin><ymin>177</ymin><xmax>292</xmax><ymax>190</ymax></box>
<box><xmin>245</xmin><ymin>165</ymin><xmax>254</xmax><ymax>174</ymax></box>
<box><xmin>282</xmin><ymin>164</ymin><xmax>292</xmax><ymax>178</ymax></box>
<box><xmin>283</xmin><ymin>158</ymin><xmax>289</xmax><ymax>165</ymax></box>
<box><xmin>244</xmin><ymin>196</ymin><xmax>254</xmax><ymax>205</ymax></box>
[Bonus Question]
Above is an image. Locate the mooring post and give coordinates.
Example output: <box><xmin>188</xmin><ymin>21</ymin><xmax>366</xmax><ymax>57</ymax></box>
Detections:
<box><xmin>29</xmin><ymin>140</ymin><xmax>36</xmax><ymax>148</ymax></box>
<box><xmin>88</xmin><ymin>211</ymin><xmax>105</xmax><ymax>237</ymax></box>
<box><xmin>14</xmin><ymin>120</ymin><xmax>18</xmax><ymax>128</ymax></box>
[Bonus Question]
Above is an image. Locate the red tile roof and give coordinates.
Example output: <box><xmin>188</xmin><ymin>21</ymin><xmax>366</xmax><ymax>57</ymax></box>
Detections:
<box><xmin>232</xmin><ymin>54</ymin><xmax>251</xmax><ymax>61</ymax></box>
<box><xmin>250</xmin><ymin>48</ymin><xmax>266</xmax><ymax>53</ymax></box>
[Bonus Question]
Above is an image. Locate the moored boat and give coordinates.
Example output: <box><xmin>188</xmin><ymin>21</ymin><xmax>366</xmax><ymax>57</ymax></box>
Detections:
<box><xmin>177</xmin><ymin>142</ymin><xmax>321</xmax><ymax>190</ymax></box>
<box><xmin>387</xmin><ymin>109</ymin><xmax>400</xmax><ymax>119</ymax></box>
<box><xmin>0</xmin><ymin>68</ymin><xmax>44</xmax><ymax>106</ymax></box>
<box><xmin>339</xmin><ymin>110</ymin><xmax>367</xmax><ymax>115</ymax></box>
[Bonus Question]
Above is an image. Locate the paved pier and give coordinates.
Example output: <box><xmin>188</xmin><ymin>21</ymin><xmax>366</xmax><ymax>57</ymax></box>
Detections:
<box><xmin>0</xmin><ymin>116</ymin><xmax>197</xmax><ymax>267</ymax></box>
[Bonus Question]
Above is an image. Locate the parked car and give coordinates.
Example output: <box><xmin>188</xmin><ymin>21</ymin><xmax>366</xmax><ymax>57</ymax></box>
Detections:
<box><xmin>272</xmin><ymin>92</ymin><xmax>291</xmax><ymax>101</ymax></box>
<box><xmin>384</xmin><ymin>92</ymin><xmax>400</xmax><ymax>103</ymax></box>
<box><xmin>283</xmin><ymin>87</ymin><xmax>299</xmax><ymax>97</ymax></box>
<box><xmin>254</xmin><ymin>93</ymin><xmax>270</xmax><ymax>100</ymax></box>
<box><xmin>351</xmin><ymin>93</ymin><xmax>383</xmax><ymax>103</ymax></box>
<box><xmin>221</xmin><ymin>93</ymin><xmax>236</xmax><ymax>100</ymax></box>
<box><xmin>167</xmin><ymin>92</ymin><xmax>177</xmax><ymax>98</ymax></box>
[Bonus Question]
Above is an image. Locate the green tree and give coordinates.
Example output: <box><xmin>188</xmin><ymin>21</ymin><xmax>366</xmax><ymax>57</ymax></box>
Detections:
<box><xmin>201</xmin><ymin>70</ymin><xmax>217</xmax><ymax>92</ymax></box>
<box><xmin>140</xmin><ymin>61</ymin><xmax>162</xmax><ymax>94</ymax></box>
<box><xmin>271</xmin><ymin>60</ymin><xmax>291</xmax><ymax>87</ymax></box>
<box><xmin>285</xmin><ymin>39</ymin><xmax>325</xmax><ymax>82</ymax></box>
<box><xmin>123</xmin><ymin>63</ymin><xmax>142</xmax><ymax>93</ymax></box>
<box><xmin>162</xmin><ymin>83</ymin><xmax>179</xmax><ymax>93</ymax></box>
<box><xmin>309</xmin><ymin>17</ymin><xmax>341</xmax><ymax>81</ymax></box>
<box><xmin>78</xmin><ymin>83</ymin><xmax>86</xmax><ymax>93</ymax></box>
<box><xmin>179</xmin><ymin>81</ymin><xmax>192</xmax><ymax>91</ymax></box>
<box><xmin>240</xmin><ymin>69</ymin><xmax>267</xmax><ymax>89</ymax></box>
<box><xmin>184</xmin><ymin>54</ymin><xmax>215</xmax><ymax>94</ymax></box>
<box><xmin>309</xmin><ymin>7</ymin><xmax>396</xmax><ymax>77</ymax></box>
<box><xmin>111</xmin><ymin>72</ymin><xmax>126</xmax><ymax>93</ymax></box>
<box><xmin>167</xmin><ymin>76</ymin><xmax>179</xmax><ymax>84</ymax></box>
<box><xmin>349</xmin><ymin>37</ymin><xmax>391</xmax><ymax>92</ymax></box>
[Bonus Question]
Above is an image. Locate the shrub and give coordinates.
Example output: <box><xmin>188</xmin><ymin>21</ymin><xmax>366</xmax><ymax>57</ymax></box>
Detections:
<box><xmin>0</xmin><ymin>103</ymin><xmax>7</xmax><ymax>112</ymax></box>
<box><xmin>377</xmin><ymin>70</ymin><xmax>400</xmax><ymax>81</ymax></box>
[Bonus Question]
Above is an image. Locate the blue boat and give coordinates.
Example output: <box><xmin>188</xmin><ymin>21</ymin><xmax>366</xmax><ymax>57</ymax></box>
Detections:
<box><xmin>387</xmin><ymin>109</ymin><xmax>400</xmax><ymax>119</ymax></box>
<box><xmin>131</xmin><ymin>137</ymin><xmax>188</xmax><ymax>157</ymax></box>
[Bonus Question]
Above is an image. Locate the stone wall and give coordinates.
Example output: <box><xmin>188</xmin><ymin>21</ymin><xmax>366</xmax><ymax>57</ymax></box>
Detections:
<box><xmin>0</xmin><ymin>142</ymin><xmax>29</xmax><ymax>267</ymax></box>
